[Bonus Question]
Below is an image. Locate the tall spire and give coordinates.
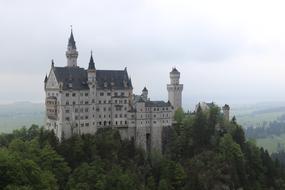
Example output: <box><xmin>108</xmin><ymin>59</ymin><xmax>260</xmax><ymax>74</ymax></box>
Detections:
<box><xmin>66</xmin><ymin>26</ymin><xmax>78</xmax><ymax>67</ymax></box>
<box><xmin>68</xmin><ymin>26</ymin><xmax>76</xmax><ymax>49</ymax></box>
<box><xmin>88</xmin><ymin>51</ymin><xmax>95</xmax><ymax>70</ymax></box>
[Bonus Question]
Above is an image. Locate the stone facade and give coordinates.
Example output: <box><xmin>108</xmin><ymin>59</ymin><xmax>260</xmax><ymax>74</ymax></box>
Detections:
<box><xmin>167</xmin><ymin>68</ymin><xmax>183</xmax><ymax>111</ymax></box>
<box><xmin>44</xmin><ymin>31</ymin><xmax>183</xmax><ymax>152</ymax></box>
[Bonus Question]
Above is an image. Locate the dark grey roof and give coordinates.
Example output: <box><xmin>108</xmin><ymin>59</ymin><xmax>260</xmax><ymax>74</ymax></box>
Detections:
<box><xmin>223</xmin><ymin>104</ymin><xmax>230</xmax><ymax>109</ymax></box>
<box><xmin>170</xmin><ymin>67</ymin><xmax>179</xmax><ymax>74</ymax></box>
<box><xmin>88</xmin><ymin>54</ymin><xmax>95</xmax><ymax>70</ymax></box>
<box><xmin>145</xmin><ymin>101</ymin><xmax>171</xmax><ymax>107</ymax></box>
<box><xmin>68</xmin><ymin>30</ymin><xmax>76</xmax><ymax>49</ymax></box>
<box><xmin>96</xmin><ymin>70</ymin><xmax>132</xmax><ymax>89</ymax></box>
<box><xmin>53</xmin><ymin>67</ymin><xmax>89</xmax><ymax>90</ymax></box>
<box><xmin>52</xmin><ymin>67</ymin><xmax>132</xmax><ymax>90</ymax></box>
<box><xmin>142</xmin><ymin>87</ymin><xmax>148</xmax><ymax>92</ymax></box>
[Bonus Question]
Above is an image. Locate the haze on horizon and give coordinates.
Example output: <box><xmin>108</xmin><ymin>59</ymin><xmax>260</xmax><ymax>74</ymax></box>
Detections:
<box><xmin>1</xmin><ymin>0</ymin><xmax>285</xmax><ymax>110</ymax></box>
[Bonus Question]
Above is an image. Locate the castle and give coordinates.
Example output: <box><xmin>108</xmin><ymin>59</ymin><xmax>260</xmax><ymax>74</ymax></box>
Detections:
<box><xmin>44</xmin><ymin>30</ymin><xmax>183</xmax><ymax>152</ymax></box>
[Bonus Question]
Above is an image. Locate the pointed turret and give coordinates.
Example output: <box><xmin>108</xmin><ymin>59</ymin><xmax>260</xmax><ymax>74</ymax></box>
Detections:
<box><xmin>87</xmin><ymin>51</ymin><xmax>96</xmax><ymax>85</ymax></box>
<box><xmin>66</xmin><ymin>27</ymin><xmax>78</xmax><ymax>67</ymax></box>
<box><xmin>44</xmin><ymin>74</ymin><xmax>48</xmax><ymax>83</ymax></box>
<box><xmin>141</xmin><ymin>86</ymin><xmax>148</xmax><ymax>101</ymax></box>
<box><xmin>68</xmin><ymin>29</ymin><xmax>76</xmax><ymax>49</ymax></box>
<box><xmin>88</xmin><ymin>51</ymin><xmax>95</xmax><ymax>70</ymax></box>
<box><xmin>51</xmin><ymin>59</ymin><xmax>54</xmax><ymax>68</ymax></box>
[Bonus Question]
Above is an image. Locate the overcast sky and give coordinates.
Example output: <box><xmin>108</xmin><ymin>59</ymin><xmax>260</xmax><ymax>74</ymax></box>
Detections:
<box><xmin>1</xmin><ymin>0</ymin><xmax>285</xmax><ymax>109</ymax></box>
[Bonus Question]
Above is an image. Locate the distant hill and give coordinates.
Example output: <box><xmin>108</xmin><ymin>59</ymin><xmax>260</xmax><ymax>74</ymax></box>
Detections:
<box><xmin>232</xmin><ymin>102</ymin><xmax>285</xmax><ymax>128</ymax></box>
<box><xmin>0</xmin><ymin>102</ymin><xmax>44</xmax><ymax>133</ymax></box>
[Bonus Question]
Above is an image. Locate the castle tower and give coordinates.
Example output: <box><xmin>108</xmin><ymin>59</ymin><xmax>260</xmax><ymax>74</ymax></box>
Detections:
<box><xmin>87</xmin><ymin>52</ymin><xmax>97</xmax><ymax>134</ymax></box>
<box><xmin>87</xmin><ymin>51</ymin><xmax>96</xmax><ymax>83</ymax></box>
<box><xmin>66</xmin><ymin>28</ymin><xmax>78</xmax><ymax>67</ymax></box>
<box><xmin>167</xmin><ymin>68</ymin><xmax>183</xmax><ymax>111</ymax></box>
<box><xmin>222</xmin><ymin>104</ymin><xmax>230</xmax><ymax>121</ymax></box>
<box><xmin>141</xmin><ymin>87</ymin><xmax>148</xmax><ymax>101</ymax></box>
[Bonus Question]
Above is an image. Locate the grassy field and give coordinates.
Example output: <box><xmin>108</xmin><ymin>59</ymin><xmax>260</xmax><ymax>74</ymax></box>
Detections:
<box><xmin>256</xmin><ymin>134</ymin><xmax>285</xmax><ymax>154</ymax></box>
<box><xmin>235</xmin><ymin>112</ymin><xmax>285</xmax><ymax>128</ymax></box>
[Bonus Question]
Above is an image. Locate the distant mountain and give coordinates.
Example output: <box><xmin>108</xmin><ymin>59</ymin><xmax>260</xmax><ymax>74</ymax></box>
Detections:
<box><xmin>0</xmin><ymin>102</ymin><xmax>44</xmax><ymax>133</ymax></box>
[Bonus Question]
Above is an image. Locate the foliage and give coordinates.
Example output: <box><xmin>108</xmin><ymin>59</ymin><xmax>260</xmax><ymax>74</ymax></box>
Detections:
<box><xmin>1</xmin><ymin>105</ymin><xmax>285</xmax><ymax>189</ymax></box>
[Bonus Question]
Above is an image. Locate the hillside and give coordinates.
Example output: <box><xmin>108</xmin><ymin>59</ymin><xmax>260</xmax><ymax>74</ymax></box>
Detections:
<box><xmin>0</xmin><ymin>105</ymin><xmax>284</xmax><ymax>189</ymax></box>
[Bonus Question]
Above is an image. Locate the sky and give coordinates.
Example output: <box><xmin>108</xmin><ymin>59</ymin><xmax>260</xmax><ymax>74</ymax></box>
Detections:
<box><xmin>1</xmin><ymin>0</ymin><xmax>285</xmax><ymax>110</ymax></box>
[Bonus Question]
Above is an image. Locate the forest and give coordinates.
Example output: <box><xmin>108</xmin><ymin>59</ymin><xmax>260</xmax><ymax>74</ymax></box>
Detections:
<box><xmin>245</xmin><ymin>114</ymin><xmax>285</xmax><ymax>139</ymax></box>
<box><xmin>0</xmin><ymin>105</ymin><xmax>285</xmax><ymax>190</ymax></box>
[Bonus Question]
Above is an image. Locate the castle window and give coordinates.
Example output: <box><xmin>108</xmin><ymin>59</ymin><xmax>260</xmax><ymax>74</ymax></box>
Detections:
<box><xmin>85</xmin><ymin>108</ymin><xmax>88</xmax><ymax>112</ymax></box>
<box><xmin>73</xmin><ymin>101</ymin><xmax>75</xmax><ymax>105</ymax></box>
<box><xmin>108</xmin><ymin>100</ymin><xmax>111</xmax><ymax>103</ymax></box>
<box><xmin>114</xmin><ymin>92</ymin><xmax>118</xmax><ymax>96</ymax></box>
<box><xmin>99</xmin><ymin>100</ymin><xmax>101</xmax><ymax>104</ymax></box>
<box><xmin>104</xmin><ymin>115</ymin><xmax>106</xmax><ymax>118</ymax></box>
<box><xmin>109</xmin><ymin>121</ymin><xmax>111</xmax><ymax>125</ymax></box>
<box><xmin>107</xmin><ymin>92</ymin><xmax>111</xmax><ymax>96</ymax></box>
<box><xmin>100</xmin><ymin>92</ymin><xmax>104</xmax><ymax>96</ymax></box>
<box><xmin>85</xmin><ymin>116</ymin><xmax>88</xmax><ymax>120</ymax></box>
<box><xmin>75</xmin><ymin>116</ymin><xmax>78</xmax><ymax>120</ymax></box>
<box><xmin>153</xmin><ymin>121</ymin><xmax>156</xmax><ymax>124</ymax></box>
<box><xmin>124</xmin><ymin>100</ymin><xmax>127</xmax><ymax>104</ymax></box>
<box><xmin>66</xmin><ymin>93</ymin><xmax>69</xmax><ymax>97</ymax></box>
<box><xmin>124</xmin><ymin>114</ymin><xmax>127</xmax><ymax>117</ymax></box>
<box><xmin>96</xmin><ymin>108</ymin><xmax>100</xmax><ymax>111</ymax></box>
<box><xmin>65</xmin><ymin>110</ymin><xmax>69</xmax><ymax>113</ymax></box>
<box><xmin>115</xmin><ymin>114</ymin><xmax>118</xmax><ymax>118</ymax></box>
<box><xmin>66</xmin><ymin>101</ymin><xmax>69</xmax><ymax>105</ymax></box>
<box><xmin>120</xmin><ymin>121</ymin><xmax>122</xmax><ymax>125</ymax></box>
<box><xmin>125</xmin><ymin>121</ymin><xmax>127</xmax><ymax>124</ymax></box>
<box><xmin>85</xmin><ymin>101</ymin><xmax>88</xmax><ymax>104</ymax></box>
<box><xmin>120</xmin><ymin>114</ymin><xmax>122</xmax><ymax>118</ymax></box>
<box><xmin>104</xmin><ymin>100</ymin><xmax>106</xmax><ymax>104</ymax></box>
<box><xmin>104</xmin><ymin>107</ymin><xmax>106</xmax><ymax>111</ymax></box>
<box><xmin>92</xmin><ymin>99</ymin><xmax>95</xmax><ymax>103</ymax></box>
<box><xmin>72</xmin><ymin>93</ymin><xmax>76</xmax><ymax>97</ymax></box>
<box><xmin>85</xmin><ymin>123</ymin><xmax>89</xmax><ymax>126</ymax></box>
<box><xmin>99</xmin><ymin>115</ymin><xmax>101</xmax><ymax>118</ymax></box>
<box><xmin>80</xmin><ymin>93</ymin><xmax>83</xmax><ymax>96</ymax></box>
<box><xmin>85</xmin><ymin>93</ymin><xmax>88</xmax><ymax>96</ymax></box>
<box><xmin>115</xmin><ymin>100</ymin><xmax>117</xmax><ymax>103</ymax></box>
<box><xmin>154</xmin><ymin>114</ymin><xmax>156</xmax><ymax>118</ymax></box>
<box><xmin>66</xmin><ymin>117</ymin><xmax>70</xmax><ymax>121</ymax></box>
<box><xmin>116</xmin><ymin>121</ymin><xmax>118</xmax><ymax>125</ymax></box>
<box><xmin>121</xmin><ymin>92</ymin><xmax>124</xmax><ymax>96</ymax></box>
